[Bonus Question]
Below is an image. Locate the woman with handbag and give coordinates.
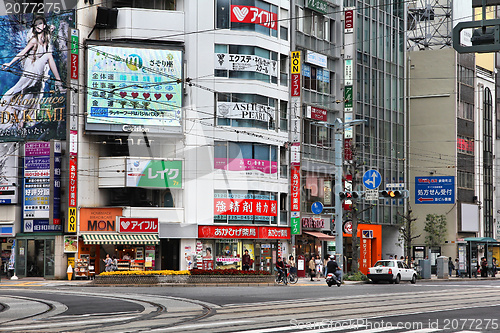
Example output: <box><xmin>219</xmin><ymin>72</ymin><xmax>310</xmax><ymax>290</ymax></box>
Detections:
<box><xmin>308</xmin><ymin>256</ymin><xmax>316</xmax><ymax>281</ymax></box>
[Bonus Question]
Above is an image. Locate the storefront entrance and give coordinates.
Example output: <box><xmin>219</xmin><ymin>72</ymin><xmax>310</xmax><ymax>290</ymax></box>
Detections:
<box><xmin>16</xmin><ymin>237</ymin><xmax>56</xmax><ymax>278</ymax></box>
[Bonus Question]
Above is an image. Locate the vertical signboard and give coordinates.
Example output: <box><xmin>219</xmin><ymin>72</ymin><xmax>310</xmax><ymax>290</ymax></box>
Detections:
<box><xmin>290</xmin><ymin>165</ymin><xmax>301</xmax><ymax>212</ymax></box>
<box><xmin>24</xmin><ymin>142</ymin><xmax>51</xmax><ymax>220</ymax></box>
<box><xmin>290</xmin><ymin>51</ymin><xmax>301</xmax><ymax>142</ymax></box>
<box><xmin>50</xmin><ymin>141</ymin><xmax>62</xmax><ymax>225</ymax></box>
<box><xmin>70</xmin><ymin>28</ymin><xmax>79</xmax><ymax>80</ymax></box>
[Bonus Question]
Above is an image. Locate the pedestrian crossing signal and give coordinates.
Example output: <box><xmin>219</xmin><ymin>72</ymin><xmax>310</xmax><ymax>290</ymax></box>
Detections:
<box><xmin>339</xmin><ymin>192</ymin><xmax>360</xmax><ymax>200</ymax></box>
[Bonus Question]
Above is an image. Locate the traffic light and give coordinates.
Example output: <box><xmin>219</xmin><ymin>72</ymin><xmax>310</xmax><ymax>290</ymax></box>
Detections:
<box><xmin>380</xmin><ymin>190</ymin><xmax>403</xmax><ymax>198</ymax></box>
<box><xmin>339</xmin><ymin>191</ymin><xmax>361</xmax><ymax>200</ymax></box>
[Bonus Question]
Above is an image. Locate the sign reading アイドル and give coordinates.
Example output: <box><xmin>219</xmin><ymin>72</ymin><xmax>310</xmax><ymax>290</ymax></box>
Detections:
<box><xmin>0</xmin><ymin>12</ymin><xmax>74</xmax><ymax>142</ymax></box>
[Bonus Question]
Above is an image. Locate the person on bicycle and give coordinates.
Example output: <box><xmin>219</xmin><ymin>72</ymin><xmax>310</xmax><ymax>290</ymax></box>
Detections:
<box><xmin>326</xmin><ymin>256</ymin><xmax>341</xmax><ymax>284</ymax></box>
<box><xmin>276</xmin><ymin>256</ymin><xmax>285</xmax><ymax>282</ymax></box>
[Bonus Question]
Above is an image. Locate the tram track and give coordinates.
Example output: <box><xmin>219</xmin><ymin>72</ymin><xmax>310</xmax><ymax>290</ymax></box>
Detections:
<box><xmin>0</xmin><ymin>288</ymin><xmax>217</xmax><ymax>332</ymax></box>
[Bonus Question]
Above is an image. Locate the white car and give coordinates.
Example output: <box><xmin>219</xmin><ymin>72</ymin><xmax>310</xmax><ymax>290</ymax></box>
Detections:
<box><xmin>367</xmin><ymin>260</ymin><xmax>417</xmax><ymax>284</ymax></box>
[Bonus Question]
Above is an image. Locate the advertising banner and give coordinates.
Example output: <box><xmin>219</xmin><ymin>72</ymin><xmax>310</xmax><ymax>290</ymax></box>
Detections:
<box><xmin>214</xmin><ymin>198</ymin><xmax>278</xmax><ymax>216</ymax></box>
<box><xmin>214</xmin><ymin>53</ymin><xmax>277</xmax><ymax>76</ymax></box>
<box><xmin>24</xmin><ymin>142</ymin><xmax>50</xmax><ymax>219</ymax></box>
<box><xmin>216</xmin><ymin>102</ymin><xmax>274</xmax><ymax>122</ymax></box>
<box><xmin>118</xmin><ymin>217</ymin><xmax>159</xmax><ymax>233</ymax></box>
<box><xmin>0</xmin><ymin>12</ymin><xmax>74</xmax><ymax>142</ymax></box>
<box><xmin>64</xmin><ymin>235</ymin><xmax>78</xmax><ymax>253</ymax></box>
<box><xmin>0</xmin><ymin>143</ymin><xmax>19</xmax><ymax>204</ymax></box>
<box><xmin>126</xmin><ymin>159</ymin><xmax>182</xmax><ymax>188</ymax></box>
<box><xmin>86</xmin><ymin>44</ymin><xmax>183</xmax><ymax>133</ymax></box>
<box><xmin>214</xmin><ymin>157</ymin><xmax>278</xmax><ymax>174</ymax></box>
<box><xmin>79</xmin><ymin>207</ymin><xmax>122</xmax><ymax>232</ymax></box>
<box><xmin>415</xmin><ymin>176</ymin><xmax>455</xmax><ymax>204</ymax></box>
<box><xmin>230</xmin><ymin>5</ymin><xmax>277</xmax><ymax>30</ymax></box>
<box><xmin>198</xmin><ymin>225</ymin><xmax>290</xmax><ymax>239</ymax></box>
<box><xmin>290</xmin><ymin>165</ymin><xmax>300</xmax><ymax>211</ymax></box>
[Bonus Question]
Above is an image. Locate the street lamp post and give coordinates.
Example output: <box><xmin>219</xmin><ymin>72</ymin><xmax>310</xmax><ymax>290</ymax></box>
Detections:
<box><xmin>332</xmin><ymin>118</ymin><xmax>366</xmax><ymax>272</ymax></box>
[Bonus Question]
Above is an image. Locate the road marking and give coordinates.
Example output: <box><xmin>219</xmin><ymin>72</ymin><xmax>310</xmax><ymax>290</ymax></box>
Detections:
<box><xmin>147</xmin><ymin>320</ymin><xmax>253</xmax><ymax>332</ymax></box>
<box><xmin>0</xmin><ymin>316</ymin><xmax>137</xmax><ymax>331</ymax></box>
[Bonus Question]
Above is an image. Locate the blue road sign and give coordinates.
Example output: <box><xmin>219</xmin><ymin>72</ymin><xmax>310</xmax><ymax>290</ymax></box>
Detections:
<box><xmin>363</xmin><ymin>169</ymin><xmax>381</xmax><ymax>189</ymax></box>
<box><xmin>311</xmin><ymin>201</ymin><xmax>324</xmax><ymax>215</ymax></box>
<box><xmin>415</xmin><ymin>176</ymin><xmax>455</xmax><ymax>204</ymax></box>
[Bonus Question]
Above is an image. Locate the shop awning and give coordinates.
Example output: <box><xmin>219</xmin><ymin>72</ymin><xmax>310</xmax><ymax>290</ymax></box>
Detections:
<box><xmin>464</xmin><ymin>237</ymin><xmax>500</xmax><ymax>244</ymax></box>
<box><xmin>303</xmin><ymin>231</ymin><xmax>336</xmax><ymax>241</ymax></box>
<box><xmin>82</xmin><ymin>234</ymin><xmax>160</xmax><ymax>245</ymax></box>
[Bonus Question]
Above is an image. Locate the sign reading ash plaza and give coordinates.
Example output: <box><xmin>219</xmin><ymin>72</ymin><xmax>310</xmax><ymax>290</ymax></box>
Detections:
<box><xmin>0</xmin><ymin>12</ymin><xmax>74</xmax><ymax>142</ymax></box>
<box><xmin>86</xmin><ymin>44</ymin><xmax>183</xmax><ymax>134</ymax></box>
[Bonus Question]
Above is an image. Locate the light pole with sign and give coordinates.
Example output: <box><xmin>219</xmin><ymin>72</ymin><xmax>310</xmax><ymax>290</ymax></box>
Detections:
<box><xmin>333</xmin><ymin>118</ymin><xmax>366</xmax><ymax>271</ymax></box>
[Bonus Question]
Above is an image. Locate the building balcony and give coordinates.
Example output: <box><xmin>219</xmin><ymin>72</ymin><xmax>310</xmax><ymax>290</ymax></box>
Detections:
<box><xmin>122</xmin><ymin>206</ymin><xmax>184</xmax><ymax>224</ymax></box>
<box><xmin>103</xmin><ymin>8</ymin><xmax>185</xmax><ymax>43</ymax></box>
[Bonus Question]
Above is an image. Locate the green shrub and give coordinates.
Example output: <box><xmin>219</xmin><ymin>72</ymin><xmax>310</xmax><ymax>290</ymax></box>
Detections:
<box><xmin>343</xmin><ymin>271</ymin><xmax>369</xmax><ymax>281</ymax></box>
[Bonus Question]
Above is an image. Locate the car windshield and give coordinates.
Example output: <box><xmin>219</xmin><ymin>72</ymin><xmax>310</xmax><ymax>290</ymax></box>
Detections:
<box><xmin>374</xmin><ymin>261</ymin><xmax>395</xmax><ymax>267</ymax></box>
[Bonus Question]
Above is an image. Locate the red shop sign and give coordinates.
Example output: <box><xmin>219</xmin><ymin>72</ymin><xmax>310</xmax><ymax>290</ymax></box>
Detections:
<box><xmin>258</xmin><ymin>227</ymin><xmax>290</xmax><ymax>239</ymax></box>
<box><xmin>291</xmin><ymin>73</ymin><xmax>301</xmax><ymax>97</ymax></box>
<box><xmin>198</xmin><ymin>225</ymin><xmax>290</xmax><ymax>240</ymax></box>
<box><xmin>345</xmin><ymin>9</ymin><xmax>354</xmax><ymax>31</ymax></box>
<box><xmin>310</xmin><ymin>106</ymin><xmax>327</xmax><ymax>121</ymax></box>
<box><xmin>118</xmin><ymin>217</ymin><xmax>159</xmax><ymax>233</ymax></box>
<box><xmin>230</xmin><ymin>5</ymin><xmax>277</xmax><ymax>30</ymax></box>
<box><xmin>199</xmin><ymin>225</ymin><xmax>257</xmax><ymax>239</ymax></box>
<box><xmin>290</xmin><ymin>165</ymin><xmax>301</xmax><ymax>212</ymax></box>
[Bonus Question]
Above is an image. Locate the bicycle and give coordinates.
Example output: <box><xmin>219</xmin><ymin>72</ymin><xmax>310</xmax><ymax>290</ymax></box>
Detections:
<box><xmin>287</xmin><ymin>268</ymin><xmax>298</xmax><ymax>284</ymax></box>
<box><xmin>275</xmin><ymin>269</ymin><xmax>288</xmax><ymax>285</ymax></box>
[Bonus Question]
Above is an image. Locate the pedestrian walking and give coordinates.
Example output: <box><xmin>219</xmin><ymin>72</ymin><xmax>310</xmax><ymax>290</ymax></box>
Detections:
<box><xmin>323</xmin><ymin>254</ymin><xmax>330</xmax><ymax>277</ymax></box>
<box><xmin>492</xmin><ymin>258</ymin><xmax>497</xmax><ymax>277</ymax></box>
<box><xmin>454</xmin><ymin>258</ymin><xmax>461</xmax><ymax>277</ymax></box>
<box><xmin>103</xmin><ymin>254</ymin><xmax>112</xmax><ymax>272</ymax></box>
<box><xmin>288</xmin><ymin>255</ymin><xmax>296</xmax><ymax>274</ymax></box>
<box><xmin>242</xmin><ymin>249</ymin><xmax>251</xmax><ymax>271</ymax></box>
<box><xmin>448</xmin><ymin>257</ymin><xmax>454</xmax><ymax>277</ymax></box>
<box><xmin>315</xmin><ymin>255</ymin><xmax>322</xmax><ymax>280</ymax></box>
<box><xmin>481</xmin><ymin>257</ymin><xmax>488</xmax><ymax>277</ymax></box>
<box><xmin>308</xmin><ymin>256</ymin><xmax>316</xmax><ymax>281</ymax></box>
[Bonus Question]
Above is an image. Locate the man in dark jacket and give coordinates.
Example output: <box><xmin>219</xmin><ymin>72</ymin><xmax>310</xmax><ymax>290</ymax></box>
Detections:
<box><xmin>242</xmin><ymin>249</ymin><xmax>251</xmax><ymax>271</ymax></box>
<box><xmin>326</xmin><ymin>256</ymin><xmax>341</xmax><ymax>285</ymax></box>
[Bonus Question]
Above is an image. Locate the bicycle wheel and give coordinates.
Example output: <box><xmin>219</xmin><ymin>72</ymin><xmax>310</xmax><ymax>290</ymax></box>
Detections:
<box><xmin>288</xmin><ymin>273</ymin><xmax>298</xmax><ymax>284</ymax></box>
<box><xmin>275</xmin><ymin>273</ymin><xmax>281</xmax><ymax>284</ymax></box>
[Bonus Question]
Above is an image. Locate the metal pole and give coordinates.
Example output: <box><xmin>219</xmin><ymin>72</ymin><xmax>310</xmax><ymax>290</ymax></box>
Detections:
<box><xmin>334</xmin><ymin>118</ymin><xmax>343</xmax><ymax>271</ymax></box>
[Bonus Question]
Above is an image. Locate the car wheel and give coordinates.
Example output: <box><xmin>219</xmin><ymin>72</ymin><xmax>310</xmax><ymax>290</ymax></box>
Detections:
<box><xmin>394</xmin><ymin>274</ymin><xmax>401</xmax><ymax>284</ymax></box>
<box><xmin>411</xmin><ymin>274</ymin><xmax>417</xmax><ymax>284</ymax></box>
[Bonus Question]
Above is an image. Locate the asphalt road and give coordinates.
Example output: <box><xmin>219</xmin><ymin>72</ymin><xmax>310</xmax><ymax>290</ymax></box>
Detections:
<box><xmin>1</xmin><ymin>279</ymin><xmax>500</xmax><ymax>332</ymax></box>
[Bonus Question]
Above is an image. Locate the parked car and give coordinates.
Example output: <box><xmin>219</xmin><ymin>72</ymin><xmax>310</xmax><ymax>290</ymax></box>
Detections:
<box><xmin>367</xmin><ymin>260</ymin><xmax>417</xmax><ymax>284</ymax></box>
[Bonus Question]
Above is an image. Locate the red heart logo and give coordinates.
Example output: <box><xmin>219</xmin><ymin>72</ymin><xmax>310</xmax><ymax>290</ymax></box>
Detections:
<box><xmin>119</xmin><ymin>92</ymin><xmax>127</xmax><ymax>98</ymax></box>
<box><xmin>154</xmin><ymin>93</ymin><xmax>162</xmax><ymax>100</ymax></box>
<box><xmin>143</xmin><ymin>93</ymin><xmax>150</xmax><ymax>99</ymax></box>
<box><xmin>166</xmin><ymin>94</ymin><xmax>173</xmax><ymax>100</ymax></box>
<box><xmin>131</xmin><ymin>92</ymin><xmax>138</xmax><ymax>98</ymax></box>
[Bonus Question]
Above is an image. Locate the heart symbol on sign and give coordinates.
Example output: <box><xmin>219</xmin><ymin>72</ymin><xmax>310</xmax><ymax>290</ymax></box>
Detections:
<box><xmin>143</xmin><ymin>93</ymin><xmax>150</xmax><ymax>99</ymax></box>
<box><xmin>154</xmin><ymin>93</ymin><xmax>162</xmax><ymax>100</ymax></box>
<box><xmin>119</xmin><ymin>92</ymin><xmax>127</xmax><ymax>98</ymax></box>
<box><xmin>121</xmin><ymin>221</ymin><xmax>130</xmax><ymax>230</ymax></box>
<box><xmin>233</xmin><ymin>6</ymin><xmax>249</xmax><ymax>21</ymax></box>
<box><xmin>166</xmin><ymin>94</ymin><xmax>173</xmax><ymax>101</ymax></box>
<box><xmin>131</xmin><ymin>92</ymin><xmax>139</xmax><ymax>98</ymax></box>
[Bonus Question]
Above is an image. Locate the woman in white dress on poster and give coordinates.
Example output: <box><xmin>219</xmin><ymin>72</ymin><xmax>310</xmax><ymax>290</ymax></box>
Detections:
<box><xmin>1</xmin><ymin>16</ymin><xmax>63</xmax><ymax>129</ymax></box>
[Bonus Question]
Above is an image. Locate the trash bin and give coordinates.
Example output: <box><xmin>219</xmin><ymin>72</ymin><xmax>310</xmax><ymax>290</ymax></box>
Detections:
<box><xmin>436</xmin><ymin>256</ymin><xmax>449</xmax><ymax>279</ymax></box>
<box><xmin>418</xmin><ymin>259</ymin><xmax>431</xmax><ymax>279</ymax></box>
